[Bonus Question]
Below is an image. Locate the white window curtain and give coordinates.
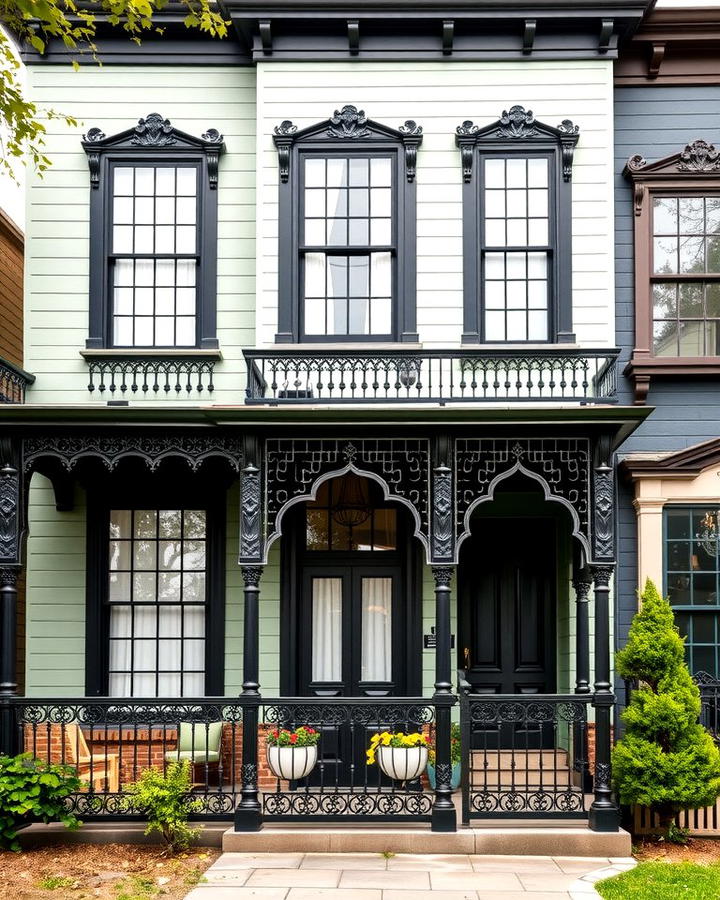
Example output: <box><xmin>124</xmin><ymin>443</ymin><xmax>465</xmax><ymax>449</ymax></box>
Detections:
<box><xmin>361</xmin><ymin>577</ymin><xmax>392</xmax><ymax>682</ymax></box>
<box><xmin>312</xmin><ymin>577</ymin><xmax>342</xmax><ymax>682</ymax></box>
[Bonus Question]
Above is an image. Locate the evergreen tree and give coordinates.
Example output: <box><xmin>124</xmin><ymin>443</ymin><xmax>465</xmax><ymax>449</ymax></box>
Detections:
<box><xmin>613</xmin><ymin>578</ymin><xmax>720</xmax><ymax>834</ymax></box>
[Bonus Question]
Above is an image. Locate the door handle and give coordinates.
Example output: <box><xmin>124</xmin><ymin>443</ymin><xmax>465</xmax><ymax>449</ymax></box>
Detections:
<box><xmin>463</xmin><ymin>646</ymin><xmax>471</xmax><ymax>669</ymax></box>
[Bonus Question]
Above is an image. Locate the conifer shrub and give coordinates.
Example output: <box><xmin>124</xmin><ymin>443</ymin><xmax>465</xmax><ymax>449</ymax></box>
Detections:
<box><xmin>612</xmin><ymin>578</ymin><xmax>720</xmax><ymax>835</ymax></box>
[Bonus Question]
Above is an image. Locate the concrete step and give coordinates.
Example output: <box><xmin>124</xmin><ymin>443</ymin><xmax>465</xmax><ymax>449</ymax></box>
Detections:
<box><xmin>221</xmin><ymin>824</ymin><xmax>632</xmax><ymax>857</ymax></box>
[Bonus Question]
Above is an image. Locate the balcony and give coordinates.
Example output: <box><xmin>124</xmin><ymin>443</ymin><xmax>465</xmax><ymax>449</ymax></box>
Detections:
<box><xmin>243</xmin><ymin>348</ymin><xmax>620</xmax><ymax>405</ymax></box>
<box><xmin>0</xmin><ymin>356</ymin><xmax>35</xmax><ymax>403</ymax></box>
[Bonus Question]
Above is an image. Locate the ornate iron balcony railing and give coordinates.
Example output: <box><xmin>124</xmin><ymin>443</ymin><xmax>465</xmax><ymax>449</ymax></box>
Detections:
<box><xmin>0</xmin><ymin>356</ymin><xmax>35</xmax><ymax>403</ymax></box>
<box><xmin>86</xmin><ymin>356</ymin><xmax>216</xmax><ymax>397</ymax></box>
<box><xmin>243</xmin><ymin>348</ymin><xmax>620</xmax><ymax>404</ymax></box>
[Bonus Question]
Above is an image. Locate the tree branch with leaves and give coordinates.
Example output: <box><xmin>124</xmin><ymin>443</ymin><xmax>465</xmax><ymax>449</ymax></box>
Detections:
<box><xmin>0</xmin><ymin>0</ymin><xmax>228</xmax><ymax>177</ymax></box>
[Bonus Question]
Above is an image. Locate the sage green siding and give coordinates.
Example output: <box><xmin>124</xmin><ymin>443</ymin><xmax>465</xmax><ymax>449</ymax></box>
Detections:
<box><xmin>24</xmin><ymin>65</ymin><xmax>256</xmax><ymax>405</ymax></box>
<box><xmin>25</xmin><ymin>475</ymin><xmax>87</xmax><ymax>696</ymax></box>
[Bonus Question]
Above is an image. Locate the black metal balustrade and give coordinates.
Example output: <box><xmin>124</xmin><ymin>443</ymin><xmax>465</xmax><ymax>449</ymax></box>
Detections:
<box><xmin>243</xmin><ymin>348</ymin><xmax>620</xmax><ymax>404</ymax></box>
<box><xmin>11</xmin><ymin>698</ymin><xmax>245</xmax><ymax>819</ymax></box>
<box><xmin>695</xmin><ymin>672</ymin><xmax>720</xmax><ymax>738</ymax></box>
<box><xmin>260</xmin><ymin>697</ymin><xmax>440</xmax><ymax>822</ymax></box>
<box><xmin>0</xmin><ymin>356</ymin><xmax>35</xmax><ymax>403</ymax></box>
<box><xmin>86</xmin><ymin>357</ymin><xmax>215</xmax><ymax>397</ymax></box>
<box><xmin>458</xmin><ymin>691</ymin><xmax>591</xmax><ymax>823</ymax></box>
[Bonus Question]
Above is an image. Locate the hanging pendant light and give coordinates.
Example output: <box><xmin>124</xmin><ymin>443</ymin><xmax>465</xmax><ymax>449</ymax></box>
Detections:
<box><xmin>696</xmin><ymin>511</ymin><xmax>720</xmax><ymax>557</ymax></box>
<box><xmin>331</xmin><ymin>473</ymin><xmax>371</xmax><ymax>528</ymax></box>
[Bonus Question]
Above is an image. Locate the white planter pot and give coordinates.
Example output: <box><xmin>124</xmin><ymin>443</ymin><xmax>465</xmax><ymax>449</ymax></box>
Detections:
<box><xmin>376</xmin><ymin>745</ymin><xmax>428</xmax><ymax>782</ymax></box>
<box><xmin>267</xmin><ymin>744</ymin><xmax>318</xmax><ymax>781</ymax></box>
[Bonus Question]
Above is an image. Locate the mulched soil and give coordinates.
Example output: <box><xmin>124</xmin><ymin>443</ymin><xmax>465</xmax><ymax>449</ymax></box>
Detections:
<box><xmin>634</xmin><ymin>836</ymin><xmax>720</xmax><ymax>865</ymax></box>
<box><xmin>0</xmin><ymin>843</ymin><xmax>220</xmax><ymax>900</ymax></box>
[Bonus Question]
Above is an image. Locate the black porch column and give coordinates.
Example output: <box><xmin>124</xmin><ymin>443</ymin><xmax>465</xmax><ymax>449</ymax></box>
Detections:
<box><xmin>572</xmin><ymin>570</ymin><xmax>592</xmax><ymax>696</ymax></box>
<box><xmin>431</xmin><ymin>565</ymin><xmax>457</xmax><ymax>833</ymax></box>
<box><xmin>588</xmin><ymin>564</ymin><xmax>619</xmax><ymax>832</ymax></box>
<box><xmin>235</xmin><ymin>564</ymin><xmax>263</xmax><ymax>832</ymax></box>
<box><xmin>0</xmin><ymin>439</ymin><xmax>23</xmax><ymax>757</ymax></box>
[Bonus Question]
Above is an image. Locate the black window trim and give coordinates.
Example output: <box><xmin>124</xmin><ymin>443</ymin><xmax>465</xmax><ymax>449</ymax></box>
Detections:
<box><xmin>82</xmin><ymin>113</ymin><xmax>225</xmax><ymax>351</ymax></box>
<box><xmin>86</xmin><ymin>492</ymin><xmax>226</xmax><ymax>698</ymax></box>
<box><xmin>273</xmin><ymin>105</ymin><xmax>423</xmax><ymax>344</ymax></box>
<box><xmin>455</xmin><ymin>105</ymin><xmax>580</xmax><ymax>345</ymax></box>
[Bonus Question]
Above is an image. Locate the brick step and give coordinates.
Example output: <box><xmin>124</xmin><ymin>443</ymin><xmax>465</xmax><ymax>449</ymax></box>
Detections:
<box><xmin>471</xmin><ymin>750</ymin><xmax>571</xmax><ymax>769</ymax></box>
<box><xmin>469</xmin><ymin>770</ymin><xmax>577</xmax><ymax>788</ymax></box>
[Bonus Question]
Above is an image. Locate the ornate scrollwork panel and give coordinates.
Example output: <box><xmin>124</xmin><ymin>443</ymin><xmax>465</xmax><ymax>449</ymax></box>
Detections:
<box><xmin>23</xmin><ymin>435</ymin><xmax>244</xmax><ymax>474</ymax></box>
<box><xmin>455</xmin><ymin>438</ymin><xmax>591</xmax><ymax>557</ymax></box>
<box><xmin>264</xmin><ymin>438</ymin><xmax>430</xmax><ymax>559</ymax></box>
<box><xmin>263</xmin><ymin>791</ymin><xmax>433</xmax><ymax>819</ymax></box>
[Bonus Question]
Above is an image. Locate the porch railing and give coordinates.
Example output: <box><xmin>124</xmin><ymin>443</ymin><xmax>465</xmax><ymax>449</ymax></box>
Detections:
<box><xmin>458</xmin><ymin>689</ymin><xmax>591</xmax><ymax>823</ymax></box>
<box><xmin>12</xmin><ymin>698</ymin><xmax>246</xmax><ymax>819</ymax></box>
<box><xmin>260</xmin><ymin>697</ymin><xmax>440</xmax><ymax>822</ymax></box>
<box><xmin>0</xmin><ymin>356</ymin><xmax>35</xmax><ymax>403</ymax></box>
<box><xmin>243</xmin><ymin>348</ymin><xmax>620</xmax><ymax>405</ymax></box>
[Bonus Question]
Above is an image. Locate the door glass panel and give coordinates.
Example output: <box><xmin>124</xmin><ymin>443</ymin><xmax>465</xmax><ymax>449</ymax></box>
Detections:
<box><xmin>312</xmin><ymin>577</ymin><xmax>342</xmax><ymax>682</ymax></box>
<box><xmin>361</xmin><ymin>577</ymin><xmax>392</xmax><ymax>682</ymax></box>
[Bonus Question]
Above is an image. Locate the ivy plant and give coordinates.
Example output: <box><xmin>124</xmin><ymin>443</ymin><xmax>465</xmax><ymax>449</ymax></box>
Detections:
<box><xmin>0</xmin><ymin>753</ymin><xmax>81</xmax><ymax>851</ymax></box>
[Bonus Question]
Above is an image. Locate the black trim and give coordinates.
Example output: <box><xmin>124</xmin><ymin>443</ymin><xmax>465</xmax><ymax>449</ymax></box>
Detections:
<box><xmin>274</xmin><ymin>107</ymin><xmax>422</xmax><ymax>344</ymax></box>
<box><xmin>82</xmin><ymin>114</ymin><xmax>225</xmax><ymax>351</ymax></box>
<box><xmin>85</xmin><ymin>475</ymin><xmax>226</xmax><ymax>697</ymax></box>
<box><xmin>456</xmin><ymin>107</ymin><xmax>579</xmax><ymax>345</ymax></box>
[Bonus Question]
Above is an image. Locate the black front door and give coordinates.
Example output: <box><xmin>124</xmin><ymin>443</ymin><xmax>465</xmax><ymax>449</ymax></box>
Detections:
<box><xmin>459</xmin><ymin>517</ymin><xmax>556</xmax><ymax>748</ymax></box>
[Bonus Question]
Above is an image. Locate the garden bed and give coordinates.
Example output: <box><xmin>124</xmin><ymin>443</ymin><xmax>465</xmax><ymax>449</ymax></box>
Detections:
<box><xmin>0</xmin><ymin>843</ymin><xmax>220</xmax><ymax>900</ymax></box>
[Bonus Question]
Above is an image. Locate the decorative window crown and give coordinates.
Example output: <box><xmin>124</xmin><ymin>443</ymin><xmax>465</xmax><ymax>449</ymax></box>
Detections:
<box><xmin>272</xmin><ymin>104</ymin><xmax>423</xmax><ymax>183</ymax></box>
<box><xmin>454</xmin><ymin>105</ymin><xmax>580</xmax><ymax>183</ymax></box>
<box><xmin>82</xmin><ymin>112</ymin><xmax>225</xmax><ymax>189</ymax></box>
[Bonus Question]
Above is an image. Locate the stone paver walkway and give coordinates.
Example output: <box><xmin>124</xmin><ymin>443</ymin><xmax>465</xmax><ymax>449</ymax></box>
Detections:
<box><xmin>183</xmin><ymin>852</ymin><xmax>636</xmax><ymax>900</ymax></box>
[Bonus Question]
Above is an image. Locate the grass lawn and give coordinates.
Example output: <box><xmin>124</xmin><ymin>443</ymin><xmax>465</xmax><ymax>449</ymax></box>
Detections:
<box><xmin>597</xmin><ymin>861</ymin><xmax>720</xmax><ymax>900</ymax></box>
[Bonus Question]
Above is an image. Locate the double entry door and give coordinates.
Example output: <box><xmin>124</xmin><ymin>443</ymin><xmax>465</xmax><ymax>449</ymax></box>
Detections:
<box><xmin>298</xmin><ymin>564</ymin><xmax>405</xmax><ymax>785</ymax></box>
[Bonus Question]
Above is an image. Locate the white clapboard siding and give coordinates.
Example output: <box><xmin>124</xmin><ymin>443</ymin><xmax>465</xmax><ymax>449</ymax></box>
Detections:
<box><xmin>256</xmin><ymin>60</ymin><xmax>616</xmax><ymax>349</ymax></box>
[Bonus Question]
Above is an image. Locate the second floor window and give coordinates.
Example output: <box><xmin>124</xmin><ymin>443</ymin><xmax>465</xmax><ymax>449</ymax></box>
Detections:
<box><xmin>82</xmin><ymin>114</ymin><xmax>224</xmax><ymax>352</ymax></box>
<box><xmin>273</xmin><ymin>106</ymin><xmax>423</xmax><ymax>344</ymax></box>
<box><xmin>482</xmin><ymin>155</ymin><xmax>552</xmax><ymax>342</ymax></box>
<box><xmin>456</xmin><ymin>106</ymin><xmax>579</xmax><ymax>345</ymax></box>
<box><xmin>302</xmin><ymin>155</ymin><xmax>393</xmax><ymax>339</ymax></box>
<box><xmin>652</xmin><ymin>196</ymin><xmax>720</xmax><ymax>357</ymax></box>
<box><xmin>111</xmin><ymin>163</ymin><xmax>199</xmax><ymax>347</ymax></box>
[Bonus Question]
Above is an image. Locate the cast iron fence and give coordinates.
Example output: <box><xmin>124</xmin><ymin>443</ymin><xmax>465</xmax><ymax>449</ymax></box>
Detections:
<box><xmin>85</xmin><ymin>357</ymin><xmax>216</xmax><ymax>397</ymax></box>
<box><xmin>458</xmin><ymin>688</ymin><xmax>591</xmax><ymax>823</ymax></box>
<box><xmin>11</xmin><ymin>698</ymin><xmax>245</xmax><ymax>819</ymax></box>
<box><xmin>260</xmin><ymin>697</ymin><xmax>443</xmax><ymax>822</ymax></box>
<box><xmin>0</xmin><ymin>356</ymin><xmax>35</xmax><ymax>403</ymax></box>
<box><xmin>243</xmin><ymin>348</ymin><xmax>620</xmax><ymax>404</ymax></box>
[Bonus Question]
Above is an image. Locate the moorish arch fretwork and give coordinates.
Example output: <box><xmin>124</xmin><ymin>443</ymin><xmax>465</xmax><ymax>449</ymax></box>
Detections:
<box><xmin>23</xmin><ymin>434</ymin><xmax>244</xmax><ymax>473</ymax></box>
<box><xmin>263</xmin><ymin>438</ymin><xmax>430</xmax><ymax>561</ymax></box>
<box><xmin>455</xmin><ymin>438</ymin><xmax>592</xmax><ymax>560</ymax></box>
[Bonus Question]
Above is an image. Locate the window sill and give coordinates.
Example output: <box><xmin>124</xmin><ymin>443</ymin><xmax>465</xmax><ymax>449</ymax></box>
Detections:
<box><xmin>625</xmin><ymin>355</ymin><xmax>720</xmax><ymax>405</ymax></box>
<box><xmin>270</xmin><ymin>343</ymin><xmax>424</xmax><ymax>351</ymax></box>
<box><xmin>80</xmin><ymin>349</ymin><xmax>223</xmax><ymax>361</ymax></box>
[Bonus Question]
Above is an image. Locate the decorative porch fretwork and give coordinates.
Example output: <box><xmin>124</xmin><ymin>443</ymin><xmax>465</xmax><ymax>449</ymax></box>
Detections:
<box><xmin>455</xmin><ymin>438</ymin><xmax>591</xmax><ymax>558</ymax></box>
<box><xmin>23</xmin><ymin>435</ymin><xmax>244</xmax><ymax>473</ymax></box>
<box><xmin>264</xmin><ymin>438</ymin><xmax>430</xmax><ymax>558</ymax></box>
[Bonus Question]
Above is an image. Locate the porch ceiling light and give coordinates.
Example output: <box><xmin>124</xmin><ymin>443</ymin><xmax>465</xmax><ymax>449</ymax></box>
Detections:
<box><xmin>696</xmin><ymin>511</ymin><xmax>719</xmax><ymax>558</ymax></box>
<box><xmin>331</xmin><ymin>473</ymin><xmax>371</xmax><ymax>528</ymax></box>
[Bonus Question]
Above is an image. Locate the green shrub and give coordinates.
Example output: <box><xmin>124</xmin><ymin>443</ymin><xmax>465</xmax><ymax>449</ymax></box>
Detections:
<box><xmin>0</xmin><ymin>753</ymin><xmax>81</xmax><ymax>851</ymax></box>
<box><xmin>612</xmin><ymin>578</ymin><xmax>720</xmax><ymax>834</ymax></box>
<box><xmin>122</xmin><ymin>760</ymin><xmax>201</xmax><ymax>853</ymax></box>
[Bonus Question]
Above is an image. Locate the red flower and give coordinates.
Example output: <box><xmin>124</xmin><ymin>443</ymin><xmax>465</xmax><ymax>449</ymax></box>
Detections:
<box><xmin>290</xmin><ymin>733</ymin><xmax>298</xmax><ymax>744</ymax></box>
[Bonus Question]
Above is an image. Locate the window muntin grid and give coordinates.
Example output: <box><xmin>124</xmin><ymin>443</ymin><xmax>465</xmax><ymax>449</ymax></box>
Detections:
<box><xmin>107</xmin><ymin>508</ymin><xmax>207</xmax><ymax>697</ymax></box>
<box><xmin>110</xmin><ymin>164</ymin><xmax>199</xmax><ymax>348</ymax></box>
<box><xmin>301</xmin><ymin>155</ymin><xmax>394</xmax><ymax>338</ymax></box>
<box><xmin>482</xmin><ymin>156</ymin><xmax>551</xmax><ymax>342</ymax></box>
<box><xmin>665</xmin><ymin>506</ymin><xmax>720</xmax><ymax>678</ymax></box>
<box><xmin>652</xmin><ymin>196</ymin><xmax>720</xmax><ymax>357</ymax></box>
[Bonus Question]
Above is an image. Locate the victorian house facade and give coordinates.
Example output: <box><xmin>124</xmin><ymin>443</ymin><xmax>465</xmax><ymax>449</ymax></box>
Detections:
<box><xmin>0</xmin><ymin>0</ymin><xmax>692</xmax><ymax>848</ymax></box>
